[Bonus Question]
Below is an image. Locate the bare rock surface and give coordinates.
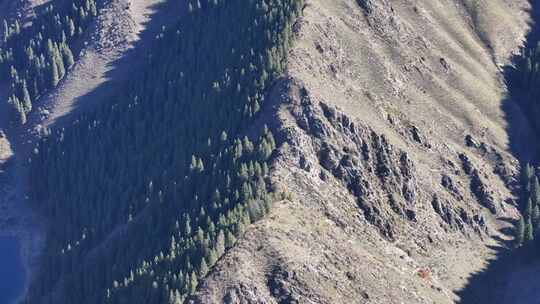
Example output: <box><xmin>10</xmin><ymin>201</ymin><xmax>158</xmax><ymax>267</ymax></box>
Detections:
<box><xmin>192</xmin><ymin>0</ymin><xmax>531</xmax><ymax>303</ymax></box>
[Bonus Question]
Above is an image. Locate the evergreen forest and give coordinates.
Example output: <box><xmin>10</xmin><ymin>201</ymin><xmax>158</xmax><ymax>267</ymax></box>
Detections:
<box><xmin>25</xmin><ymin>0</ymin><xmax>304</xmax><ymax>303</ymax></box>
<box><xmin>507</xmin><ymin>32</ymin><xmax>540</xmax><ymax>248</ymax></box>
<box><xmin>1</xmin><ymin>0</ymin><xmax>97</xmax><ymax>124</ymax></box>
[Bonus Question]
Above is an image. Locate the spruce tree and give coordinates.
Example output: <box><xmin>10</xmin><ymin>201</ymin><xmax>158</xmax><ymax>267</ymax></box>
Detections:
<box><xmin>525</xmin><ymin>217</ymin><xmax>535</xmax><ymax>242</ymax></box>
<box><xmin>2</xmin><ymin>19</ymin><xmax>8</xmax><ymax>43</ymax></box>
<box><xmin>54</xmin><ymin>43</ymin><xmax>66</xmax><ymax>78</ymax></box>
<box><xmin>188</xmin><ymin>272</ymin><xmax>198</xmax><ymax>294</ymax></box>
<box><xmin>68</xmin><ymin>18</ymin><xmax>76</xmax><ymax>37</ymax></box>
<box><xmin>216</xmin><ymin>230</ymin><xmax>225</xmax><ymax>256</ymax></box>
<box><xmin>207</xmin><ymin>248</ymin><xmax>218</xmax><ymax>266</ymax></box>
<box><xmin>525</xmin><ymin>197</ymin><xmax>533</xmax><ymax>219</ymax></box>
<box><xmin>23</xmin><ymin>0</ymin><xmax>303</xmax><ymax>301</ymax></box>
<box><xmin>516</xmin><ymin>216</ymin><xmax>525</xmax><ymax>247</ymax></box>
<box><xmin>533</xmin><ymin>204</ymin><xmax>540</xmax><ymax>230</ymax></box>
<box><xmin>8</xmin><ymin>95</ymin><xmax>26</xmax><ymax>124</ymax></box>
<box><xmin>523</xmin><ymin>163</ymin><xmax>533</xmax><ymax>190</ymax></box>
<box><xmin>225</xmin><ymin>229</ymin><xmax>236</xmax><ymax>249</ymax></box>
<box><xmin>198</xmin><ymin>258</ymin><xmax>208</xmax><ymax>277</ymax></box>
<box><xmin>50</xmin><ymin>60</ymin><xmax>60</xmax><ymax>87</ymax></box>
<box><xmin>61</xmin><ymin>43</ymin><xmax>75</xmax><ymax>69</ymax></box>
<box><xmin>532</xmin><ymin>176</ymin><xmax>540</xmax><ymax>206</ymax></box>
<box><xmin>13</xmin><ymin>20</ymin><xmax>20</xmax><ymax>35</ymax></box>
<box><xmin>21</xmin><ymin>80</ymin><xmax>32</xmax><ymax>113</ymax></box>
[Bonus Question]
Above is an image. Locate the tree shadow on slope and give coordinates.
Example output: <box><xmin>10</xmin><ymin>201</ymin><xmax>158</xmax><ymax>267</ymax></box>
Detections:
<box><xmin>3</xmin><ymin>0</ymin><xmax>187</xmax><ymax>151</ymax></box>
<box><xmin>0</xmin><ymin>1</ymin><xmax>189</xmax><ymax>300</ymax></box>
<box><xmin>456</xmin><ymin>242</ymin><xmax>539</xmax><ymax>304</ymax></box>
<box><xmin>457</xmin><ymin>1</ymin><xmax>540</xmax><ymax>303</ymax></box>
<box><xmin>500</xmin><ymin>1</ymin><xmax>540</xmax><ymax>163</ymax></box>
<box><xmin>2</xmin><ymin>0</ymin><xmax>188</xmax><ymax>204</ymax></box>
<box><xmin>47</xmin><ymin>0</ymin><xmax>189</xmax><ymax>129</ymax></box>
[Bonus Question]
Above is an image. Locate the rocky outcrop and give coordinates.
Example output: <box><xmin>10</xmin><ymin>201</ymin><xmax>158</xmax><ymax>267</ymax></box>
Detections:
<box><xmin>289</xmin><ymin>92</ymin><xmax>419</xmax><ymax>239</ymax></box>
<box><xmin>459</xmin><ymin>153</ymin><xmax>498</xmax><ymax>214</ymax></box>
<box><xmin>465</xmin><ymin>134</ymin><xmax>518</xmax><ymax>191</ymax></box>
<box><xmin>191</xmin><ymin>0</ymin><xmax>529</xmax><ymax>302</ymax></box>
<box><xmin>431</xmin><ymin>195</ymin><xmax>486</xmax><ymax>235</ymax></box>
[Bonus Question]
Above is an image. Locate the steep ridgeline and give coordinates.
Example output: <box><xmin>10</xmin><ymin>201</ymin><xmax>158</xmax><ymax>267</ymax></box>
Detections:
<box><xmin>27</xmin><ymin>0</ymin><xmax>303</xmax><ymax>303</ymax></box>
<box><xmin>0</xmin><ymin>0</ymin><xmax>98</xmax><ymax>124</ymax></box>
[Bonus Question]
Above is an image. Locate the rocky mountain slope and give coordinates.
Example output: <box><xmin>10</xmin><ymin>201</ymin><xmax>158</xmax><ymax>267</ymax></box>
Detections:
<box><xmin>0</xmin><ymin>0</ymin><xmax>537</xmax><ymax>303</ymax></box>
<box><xmin>191</xmin><ymin>0</ymin><xmax>535</xmax><ymax>303</ymax></box>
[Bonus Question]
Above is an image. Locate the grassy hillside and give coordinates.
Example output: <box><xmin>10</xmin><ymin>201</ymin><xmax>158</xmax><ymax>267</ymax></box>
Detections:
<box><xmin>26</xmin><ymin>0</ymin><xmax>303</xmax><ymax>303</ymax></box>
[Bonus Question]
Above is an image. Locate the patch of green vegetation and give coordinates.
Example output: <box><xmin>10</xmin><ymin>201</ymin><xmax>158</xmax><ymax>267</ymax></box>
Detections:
<box><xmin>26</xmin><ymin>0</ymin><xmax>303</xmax><ymax>303</ymax></box>
<box><xmin>509</xmin><ymin>44</ymin><xmax>540</xmax><ymax>133</ymax></box>
<box><xmin>515</xmin><ymin>163</ymin><xmax>540</xmax><ymax>247</ymax></box>
<box><xmin>1</xmin><ymin>0</ymin><xmax>98</xmax><ymax>124</ymax></box>
<box><xmin>508</xmin><ymin>42</ymin><xmax>540</xmax><ymax>248</ymax></box>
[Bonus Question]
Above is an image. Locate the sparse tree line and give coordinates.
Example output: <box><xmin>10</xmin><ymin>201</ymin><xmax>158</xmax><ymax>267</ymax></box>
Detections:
<box><xmin>0</xmin><ymin>0</ymin><xmax>97</xmax><ymax>124</ymax></box>
<box><xmin>510</xmin><ymin>43</ymin><xmax>540</xmax><ymax>133</ymax></box>
<box><xmin>25</xmin><ymin>0</ymin><xmax>303</xmax><ymax>303</ymax></box>
<box><xmin>509</xmin><ymin>42</ymin><xmax>540</xmax><ymax>248</ymax></box>
<box><xmin>515</xmin><ymin>164</ymin><xmax>540</xmax><ymax>247</ymax></box>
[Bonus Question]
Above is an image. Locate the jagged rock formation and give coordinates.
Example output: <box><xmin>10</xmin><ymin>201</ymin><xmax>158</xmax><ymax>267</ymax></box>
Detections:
<box><xmin>190</xmin><ymin>0</ymin><xmax>533</xmax><ymax>302</ymax></box>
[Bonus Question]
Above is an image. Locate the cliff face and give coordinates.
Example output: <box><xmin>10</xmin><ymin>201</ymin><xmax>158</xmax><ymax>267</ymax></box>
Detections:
<box><xmin>191</xmin><ymin>0</ymin><xmax>533</xmax><ymax>302</ymax></box>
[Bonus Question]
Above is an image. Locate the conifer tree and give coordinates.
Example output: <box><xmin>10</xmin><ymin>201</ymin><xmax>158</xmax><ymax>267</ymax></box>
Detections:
<box><xmin>523</xmin><ymin>163</ymin><xmax>533</xmax><ymax>185</ymax></box>
<box><xmin>516</xmin><ymin>216</ymin><xmax>525</xmax><ymax>247</ymax></box>
<box><xmin>61</xmin><ymin>43</ymin><xmax>75</xmax><ymax>69</ymax></box>
<box><xmin>68</xmin><ymin>18</ymin><xmax>76</xmax><ymax>37</ymax></box>
<box><xmin>525</xmin><ymin>217</ymin><xmax>535</xmax><ymax>242</ymax></box>
<box><xmin>2</xmin><ymin>19</ymin><xmax>8</xmax><ymax>43</ymax></box>
<box><xmin>525</xmin><ymin>197</ymin><xmax>533</xmax><ymax>219</ymax></box>
<box><xmin>8</xmin><ymin>95</ymin><xmax>26</xmax><ymax>124</ymax></box>
<box><xmin>225</xmin><ymin>229</ymin><xmax>236</xmax><ymax>249</ymax></box>
<box><xmin>533</xmin><ymin>204</ymin><xmax>540</xmax><ymax>230</ymax></box>
<box><xmin>207</xmin><ymin>248</ymin><xmax>218</xmax><ymax>266</ymax></box>
<box><xmin>216</xmin><ymin>230</ymin><xmax>225</xmax><ymax>256</ymax></box>
<box><xmin>532</xmin><ymin>176</ymin><xmax>540</xmax><ymax>206</ymax></box>
<box><xmin>189</xmin><ymin>272</ymin><xmax>198</xmax><ymax>294</ymax></box>
<box><xmin>50</xmin><ymin>60</ymin><xmax>60</xmax><ymax>86</ymax></box>
<box><xmin>21</xmin><ymin>80</ymin><xmax>32</xmax><ymax>113</ymax></box>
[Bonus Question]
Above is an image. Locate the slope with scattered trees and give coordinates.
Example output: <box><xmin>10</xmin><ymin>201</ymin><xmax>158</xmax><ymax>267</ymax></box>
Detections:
<box><xmin>0</xmin><ymin>0</ymin><xmax>98</xmax><ymax>124</ymax></box>
<box><xmin>25</xmin><ymin>0</ymin><xmax>303</xmax><ymax>303</ymax></box>
<box><xmin>509</xmin><ymin>40</ymin><xmax>540</xmax><ymax>248</ymax></box>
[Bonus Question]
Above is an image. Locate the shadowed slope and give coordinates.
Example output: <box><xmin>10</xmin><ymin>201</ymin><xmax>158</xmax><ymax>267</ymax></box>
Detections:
<box><xmin>458</xmin><ymin>1</ymin><xmax>540</xmax><ymax>303</ymax></box>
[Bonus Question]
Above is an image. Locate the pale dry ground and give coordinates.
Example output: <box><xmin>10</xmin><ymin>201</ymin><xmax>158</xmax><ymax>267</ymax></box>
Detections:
<box><xmin>288</xmin><ymin>0</ymin><xmax>531</xmax><ymax>282</ymax></box>
<box><xmin>193</xmin><ymin>0</ymin><xmax>534</xmax><ymax>303</ymax></box>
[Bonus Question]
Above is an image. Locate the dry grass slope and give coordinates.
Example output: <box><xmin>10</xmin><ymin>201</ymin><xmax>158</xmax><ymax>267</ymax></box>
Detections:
<box><xmin>191</xmin><ymin>0</ymin><xmax>535</xmax><ymax>303</ymax></box>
